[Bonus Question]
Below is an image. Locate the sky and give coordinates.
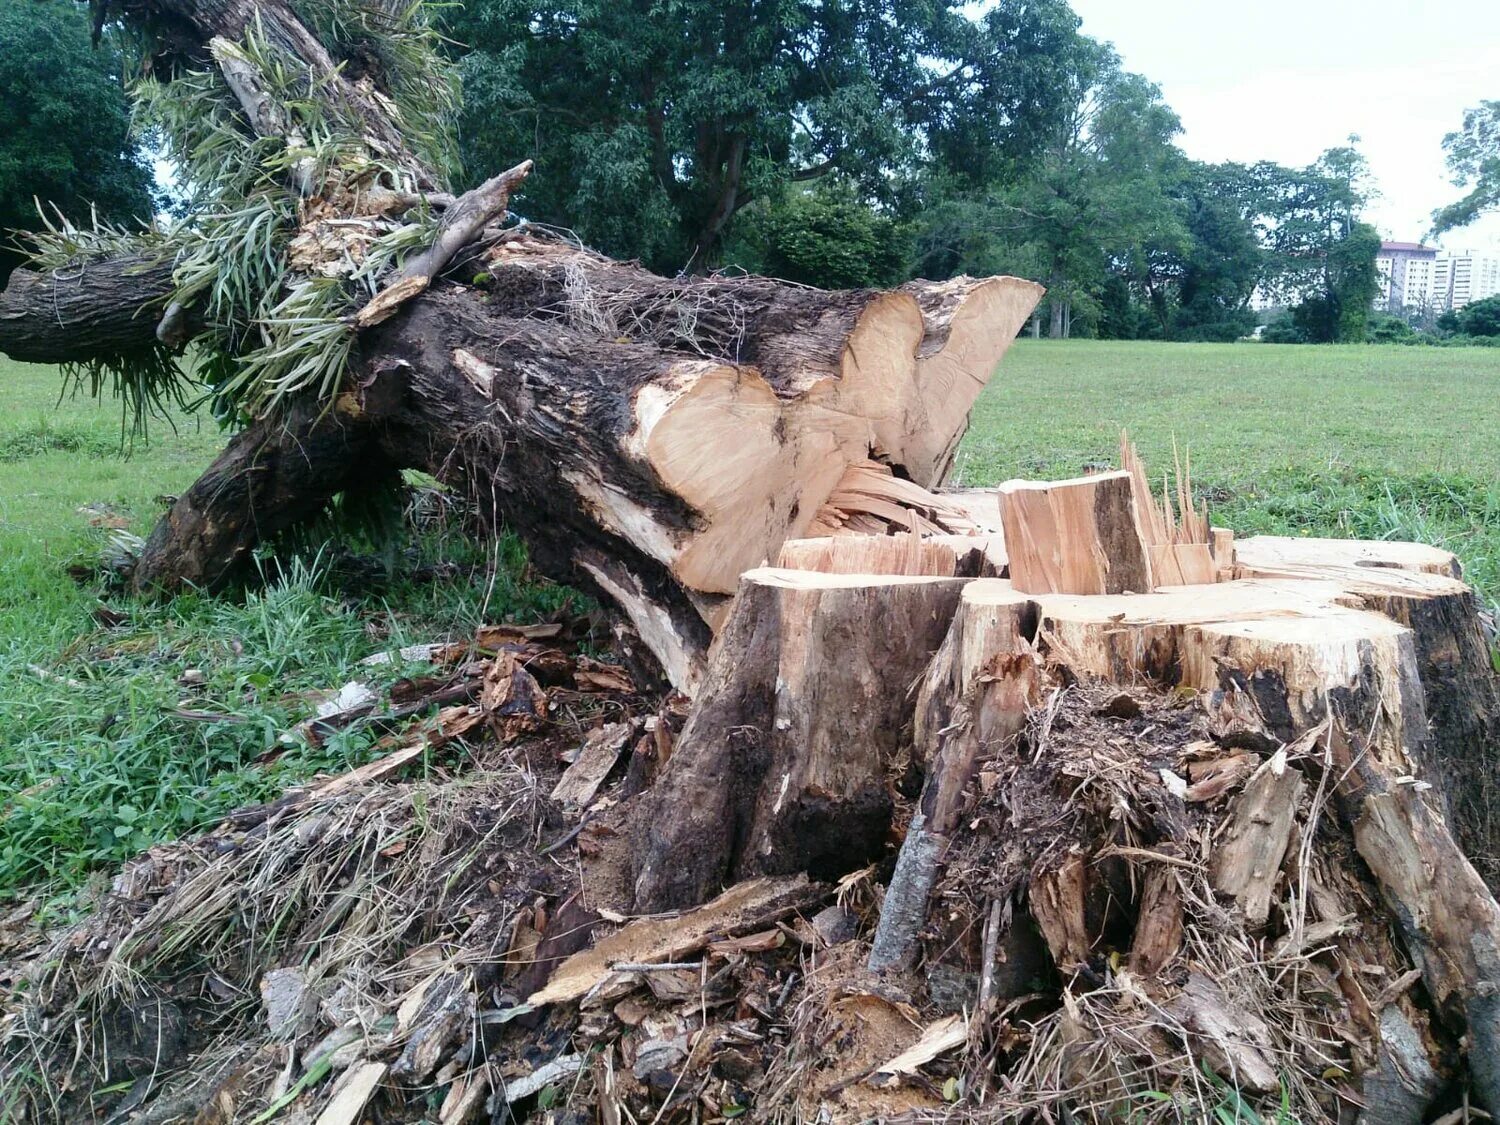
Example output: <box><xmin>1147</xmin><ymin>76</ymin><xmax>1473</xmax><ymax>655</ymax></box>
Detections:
<box><xmin>1067</xmin><ymin>0</ymin><xmax>1500</xmax><ymax>251</ymax></box>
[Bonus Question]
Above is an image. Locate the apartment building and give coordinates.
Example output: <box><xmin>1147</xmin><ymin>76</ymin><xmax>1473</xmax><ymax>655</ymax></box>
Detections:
<box><xmin>1375</xmin><ymin>241</ymin><xmax>1437</xmax><ymax>310</ymax></box>
<box><xmin>1431</xmin><ymin>250</ymin><xmax>1500</xmax><ymax>310</ymax></box>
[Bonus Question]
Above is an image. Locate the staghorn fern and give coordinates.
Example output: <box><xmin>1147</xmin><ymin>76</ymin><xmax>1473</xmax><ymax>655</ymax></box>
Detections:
<box><xmin>18</xmin><ymin>0</ymin><xmax>463</xmax><ymax>427</ymax></box>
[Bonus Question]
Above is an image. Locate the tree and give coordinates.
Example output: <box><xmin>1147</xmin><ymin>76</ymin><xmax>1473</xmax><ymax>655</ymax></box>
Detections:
<box><xmin>0</xmin><ymin>0</ymin><xmax>1038</xmax><ymax>692</ymax></box>
<box><xmin>1432</xmin><ymin>100</ymin><xmax>1500</xmax><ymax>235</ymax></box>
<box><xmin>1248</xmin><ymin>143</ymin><xmax>1380</xmax><ymax>343</ymax></box>
<box><xmin>0</xmin><ymin>0</ymin><xmax>154</xmax><ymax>285</ymax></box>
<box><xmin>909</xmin><ymin>35</ymin><xmax>1189</xmax><ymax>339</ymax></box>
<box><xmin>1449</xmin><ymin>294</ymin><xmax>1500</xmax><ymax>337</ymax></box>
<box><xmin>443</xmin><ymin>0</ymin><xmax>1082</xmax><ymax>274</ymax></box>
<box><xmin>733</xmin><ymin>180</ymin><xmax>910</xmax><ymax>290</ymax></box>
<box><xmin>1162</xmin><ymin>163</ymin><xmax>1262</xmax><ymax>340</ymax></box>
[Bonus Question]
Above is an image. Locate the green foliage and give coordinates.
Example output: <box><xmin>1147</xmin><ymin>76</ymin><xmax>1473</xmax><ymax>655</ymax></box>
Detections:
<box><xmin>1446</xmin><ymin>294</ymin><xmax>1500</xmax><ymax>337</ymax></box>
<box><xmin>15</xmin><ymin>0</ymin><xmax>456</xmax><ymax>426</ymax></box>
<box><xmin>444</xmin><ymin>0</ymin><xmax>1082</xmax><ymax>273</ymax></box>
<box><xmin>1367</xmin><ymin>312</ymin><xmax>1415</xmax><ymax>343</ymax></box>
<box><xmin>739</xmin><ymin>181</ymin><xmax>910</xmax><ymax>289</ymax></box>
<box><xmin>0</xmin><ymin>0</ymin><xmax>154</xmax><ymax>286</ymax></box>
<box><xmin>1432</xmin><ymin>99</ymin><xmax>1500</xmax><ymax>235</ymax></box>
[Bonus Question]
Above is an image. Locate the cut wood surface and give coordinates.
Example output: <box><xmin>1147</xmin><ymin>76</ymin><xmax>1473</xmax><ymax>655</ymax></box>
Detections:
<box><xmin>526</xmin><ymin>875</ymin><xmax>812</xmax><ymax>1007</ymax></box>
<box><xmin>629</xmin><ymin>568</ymin><xmax>969</xmax><ymax>911</ymax></box>
<box><xmin>776</xmin><ymin>533</ymin><xmax>960</xmax><ymax>577</ymax></box>
<box><xmin>775</xmin><ymin>532</ymin><xmax>1007</xmax><ymax>578</ymax></box>
<box><xmin>117</xmin><ymin>238</ymin><xmax>1041</xmax><ymax>693</ymax></box>
<box><xmin>999</xmin><ymin>471</ymin><xmax>1153</xmax><ymax>595</ymax></box>
<box><xmin>1234</xmin><ymin>534</ymin><xmax>1461</xmax><ymax>579</ymax></box>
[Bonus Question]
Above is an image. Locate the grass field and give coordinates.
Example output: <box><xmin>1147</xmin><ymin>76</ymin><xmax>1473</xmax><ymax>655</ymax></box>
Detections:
<box><xmin>1</xmin><ymin>340</ymin><xmax>1497</xmax><ymax>905</ymax></box>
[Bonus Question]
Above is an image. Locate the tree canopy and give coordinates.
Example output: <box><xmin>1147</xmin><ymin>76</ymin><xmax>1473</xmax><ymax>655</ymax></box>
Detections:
<box><xmin>1432</xmin><ymin>100</ymin><xmax>1500</xmax><ymax>236</ymax></box>
<box><xmin>0</xmin><ymin>0</ymin><xmax>154</xmax><ymax>285</ymax></box>
<box><xmin>443</xmin><ymin>0</ymin><xmax>1083</xmax><ymax>274</ymax></box>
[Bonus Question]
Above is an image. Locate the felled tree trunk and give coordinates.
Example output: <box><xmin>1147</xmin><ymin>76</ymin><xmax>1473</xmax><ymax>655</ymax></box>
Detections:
<box><xmin>2</xmin><ymin>230</ymin><xmax>1040</xmax><ymax>691</ymax></box>
<box><xmin>0</xmin><ymin>0</ymin><xmax>1046</xmax><ymax>695</ymax></box>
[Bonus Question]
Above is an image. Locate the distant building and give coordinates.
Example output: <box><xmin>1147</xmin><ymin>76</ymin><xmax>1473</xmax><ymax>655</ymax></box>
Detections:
<box><xmin>1375</xmin><ymin>241</ymin><xmax>1437</xmax><ymax>311</ymax></box>
<box><xmin>1431</xmin><ymin>250</ymin><xmax>1500</xmax><ymax>310</ymax></box>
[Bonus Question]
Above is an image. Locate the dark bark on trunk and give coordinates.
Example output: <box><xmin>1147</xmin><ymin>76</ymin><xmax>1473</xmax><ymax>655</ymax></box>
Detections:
<box><xmin>0</xmin><ymin>258</ymin><xmax>176</xmax><ymax>365</ymax></box>
<box><xmin>133</xmin><ymin>399</ymin><xmax>379</xmax><ymax>592</ymax></box>
<box><xmin>687</xmin><ymin>133</ymin><xmax>748</xmax><ymax>271</ymax></box>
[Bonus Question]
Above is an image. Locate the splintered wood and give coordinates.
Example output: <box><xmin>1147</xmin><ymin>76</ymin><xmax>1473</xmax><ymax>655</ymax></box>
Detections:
<box><xmin>1121</xmin><ymin>431</ymin><xmax>1220</xmax><ymax>586</ymax></box>
<box><xmin>803</xmin><ymin>460</ymin><xmax>983</xmax><ymax>538</ymax></box>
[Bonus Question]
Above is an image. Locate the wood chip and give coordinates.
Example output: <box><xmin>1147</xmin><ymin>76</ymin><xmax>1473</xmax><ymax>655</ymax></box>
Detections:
<box><xmin>314</xmin><ymin>1061</ymin><xmax>386</xmax><ymax>1125</ymax></box>
<box><xmin>526</xmin><ymin>875</ymin><xmax>812</xmax><ymax>1006</ymax></box>
<box><xmin>551</xmin><ymin>723</ymin><xmax>634</xmax><ymax>810</ymax></box>
<box><xmin>871</xmin><ymin>1014</ymin><xmax>967</xmax><ymax>1079</ymax></box>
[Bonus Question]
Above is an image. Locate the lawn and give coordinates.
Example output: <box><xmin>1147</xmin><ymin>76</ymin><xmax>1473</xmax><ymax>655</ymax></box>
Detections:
<box><xmin>1</xmin><ymin>339</ymin><xmax>1497</xmax><ymax>905</ymax></box>
<box><xmin>0</xmin><ymin>358</ymin><xmax>568</xmax><ymax>908</ymax></box>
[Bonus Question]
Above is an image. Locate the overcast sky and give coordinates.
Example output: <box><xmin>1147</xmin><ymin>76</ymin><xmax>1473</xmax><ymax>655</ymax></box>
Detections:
<box><xmin>1067</xmin><ymin>0</ymin><xmax>1500</xmax><ymax>251</ymax></box>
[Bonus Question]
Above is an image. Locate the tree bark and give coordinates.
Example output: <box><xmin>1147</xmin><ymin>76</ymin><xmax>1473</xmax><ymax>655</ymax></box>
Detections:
<box><xmin>628</xmin><ymin>568</ymin><xmax>969</xmax><ymax>911</ymax></box>
<box><xmin>0</xmin><ymin>236</ymin><xmax>1036</xmax><ymax>690</ymax></box>
<box><xmin>0</xmin><ymin>257</ymin><xmax>176</xmax><ymax>365</ymax></box>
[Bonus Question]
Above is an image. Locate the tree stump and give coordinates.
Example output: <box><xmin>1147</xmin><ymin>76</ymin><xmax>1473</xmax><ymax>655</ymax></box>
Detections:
<box><xmin>629</xmin><ymin>568</ymin><xmax>969</xmax><ymax>911</ymax></box>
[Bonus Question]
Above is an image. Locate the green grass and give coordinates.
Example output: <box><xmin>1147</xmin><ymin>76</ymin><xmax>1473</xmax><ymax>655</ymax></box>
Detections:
<box><xmin>957</xmin><ymin>339</ymin><xmax>1500</xmax><ymax>611</ymax></box>
<box><xmin>0</xmin><ymin>358</ymin><xmax>571</xmax><ymax>907</ymax></box>
<box><xmin>2</xmin><ymin>340</ymin><xmax>1497</xmax><ymax>906</ymax></box>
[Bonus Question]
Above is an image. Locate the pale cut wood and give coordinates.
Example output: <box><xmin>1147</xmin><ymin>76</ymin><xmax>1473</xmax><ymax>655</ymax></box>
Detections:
<box><xmin>999</xmin><ymin>471</ymin><xmax>1153</xmax><ymax>595</ymax></box>
<box><xmin>774</xmin><ymin>532</ymin><xmax>1006</xmax><ymax>578</ymax></box>
<box><xmin>1150</xmin><ymin>542</ymin><xmax>1216</xmax><ymax>586</ymax></box>
<box><xmin>1120</xmin><ymin>430</ymin><xmax>1212</xmax><ymax>555</ymax></box>
<box><xmin>900</xmin><ymin>275</ymin><xmax>1046</xmax><ymax>486</ymax></box>
<box><xmin>526</xmin><ymin>875</ymin><xmax>811</xmax><ymax>1006</ymax></box>
<box><xmin>935</xmin><ymin>487</ymin><xmax>1006</xmax><ymax>534</ymax></box>
<box><xmin>801</xmin><ymin>459</ymin><xmax>983</xmax><ymax>538</ymax></box>
<box><xmin>1209</xmin><ymin>747</ymin><xmax>1305</xmax><ymax>926</ymax></box>
<box><xmin>551</xmin><ymin>723</ymin><xmax>635</xmax><ymax>812</ymax></box>
<box><xmin>1234</xmin><ymin>534</ymin><xmax>1461</xmax><ymax>580</ymax></box>
<box><xmin>1211</xmin><ymin>526</ymin><xmax>1236</xmax><ymax>581</ymax></box>
<box><xmin>630</xmin><ymin>568</ymin><xmax>969</xmax><ymax>910</ymax></box>
<box><xmin>776</xmin><ymin>533</ymin><xmax>958</xmax><ymax>576</ymax></box>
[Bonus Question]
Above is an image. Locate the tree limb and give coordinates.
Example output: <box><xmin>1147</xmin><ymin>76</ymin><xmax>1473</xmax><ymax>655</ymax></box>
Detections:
<box><xmin>351</xmin><ymin>160</ymin><xmax>533</xmax><ymax>329</ymax></box>
<box><xmin>0</xmin><ymin>256</ymin><xmax>177</xmax><ymax>365</ymax></box>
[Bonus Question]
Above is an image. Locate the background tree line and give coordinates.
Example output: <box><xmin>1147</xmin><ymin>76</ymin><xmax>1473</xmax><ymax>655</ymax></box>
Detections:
<box><xmin>6</xmin><ymin>0</ymin><xmax>1497</xmax><ymax>344</ymax></box>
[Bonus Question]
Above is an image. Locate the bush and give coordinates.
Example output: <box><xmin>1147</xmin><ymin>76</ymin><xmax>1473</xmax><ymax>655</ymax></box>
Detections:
<box><xmin>1367</xmin><ymin>313</ymin><xmax>1415</xmax><ymax>343</ymax></box>
<box><xmin>749</xmin><ymin>182</ymin><xmax>910</xmax><ymax>290</ymax></box>
<box><xmin>1259</xmin><ymin>310</ymin><xmax>1307</xmax><ymax>344</ymax></box>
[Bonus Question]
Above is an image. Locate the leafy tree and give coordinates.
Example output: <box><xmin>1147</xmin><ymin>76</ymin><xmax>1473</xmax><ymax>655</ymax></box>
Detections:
<box><xmin>911</xmin><ymin>35</ymin><xmax>1188</xmax><ymax>338</ymax></box>
<box><xmin>0</xmin><ymin>0</ymin><xmax>153</xmax><ymax>284</ymax></box>
<box><xmin>444</xmin><ymin>0</ymin><xmax>1081</xmax><ymax>273</ymax></box>
<box><xmin>1247</xmin><ymin>144</ymin><xmax>1379</xmax><ymax>343</ymax></box>
<box><xmin>735</xmin><ymin>180</ymin><xmax>909</xmax><ymax>289</ymax></box>
<box><xmin>1432</xmin><ymin>100</ymin><xmax>1500</xmax><ymax>235</ymax></box>
<box><xmin>1450</xmin><ymin>295</ymin><xmax>1500</xmax><ymax>337</ymax></box>
<box><xmin>1165</xmin><ymin>163</ymin><xmax>1262</xmax><ymax>340</ymax></box>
